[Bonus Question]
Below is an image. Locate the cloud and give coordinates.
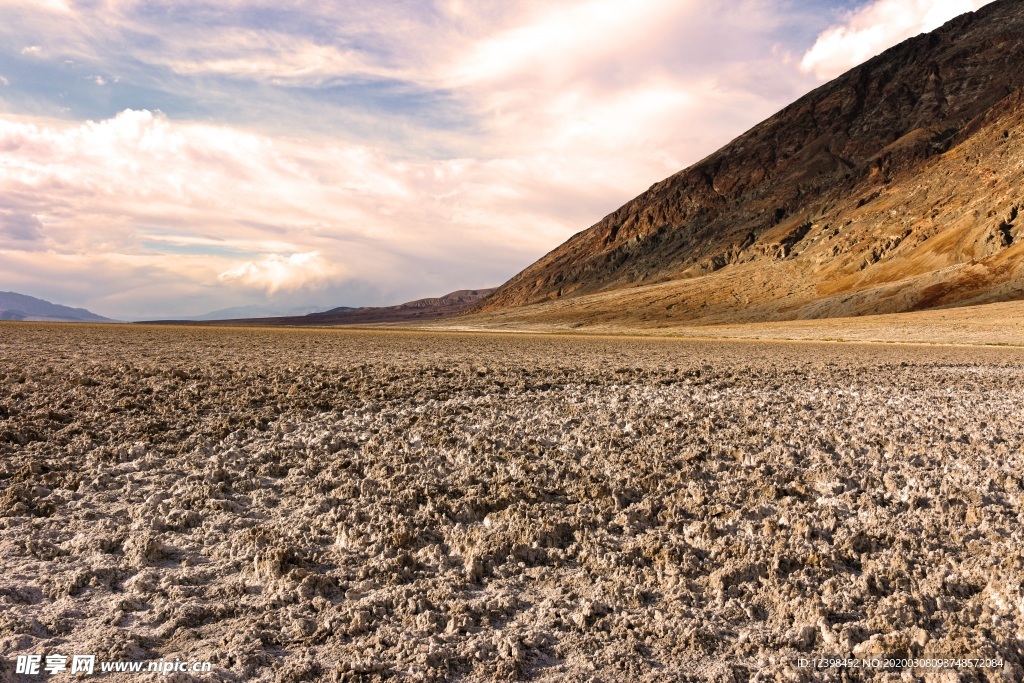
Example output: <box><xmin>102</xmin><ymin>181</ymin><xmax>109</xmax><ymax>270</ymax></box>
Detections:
<box><xmin>442</xmin><ymin>0</ymin><xmax>686</xmax><ymax>88</ymax></box>
<box><xmin>218</xmin><ymin>251</ymin><xmax>336</xmax><ymax>293</ymax></box>
<box><xmin>801</xmin><ymin>0</ymin><xmax>992</xmax><ymax>80</ymax></box>
<box><xmin>0</xmin><ymin>1</ymin><xmax>846</xmax><ymax>318</ymax></box>
<box><xmin>0</xmin><ymin>109</ymin><xmax>571</xmax><ymax>316</ymax></box>
<box><xmin>0</xmin><ymin>75</ymin><xmax>8</xmax><ymax>86</ymax></box>
<box><xmin>147</xmin><ymin>28</ymin><xmax>391</xmax><ymax>85</ymax></box>
<box><xmin>0</xmin><ymin>208</ymin><xmax>43</xmax><ymax>241</ymax></box>
<box><xmin>6</xmin><ymin>0</ymin><xmax>71</xmax><ymax>13</ymax></box>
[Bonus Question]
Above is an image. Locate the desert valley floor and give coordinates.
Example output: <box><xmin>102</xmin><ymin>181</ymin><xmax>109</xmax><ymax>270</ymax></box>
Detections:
<box><xmin>1</xmin><ymin>323</ymin><xmax>1023</xmax><ymax>681</ymax></box>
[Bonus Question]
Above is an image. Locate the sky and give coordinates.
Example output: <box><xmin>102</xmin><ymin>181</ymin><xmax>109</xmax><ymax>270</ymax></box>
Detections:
<box><xmin>0</xmin><ymin>0</ymin><xmax>994</xmax><ymax>319</ymax></box>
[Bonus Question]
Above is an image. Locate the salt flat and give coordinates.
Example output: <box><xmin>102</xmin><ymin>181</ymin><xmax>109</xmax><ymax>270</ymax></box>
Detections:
<box><xmin>441</xmin><ymin>299</ymin><xmax>1024</xmax><ymax>348</ymax></box>
<box><xmin>1</xmin><ymin>324</ymin><xmax>1022</xmax><ymax>681</ymax></box>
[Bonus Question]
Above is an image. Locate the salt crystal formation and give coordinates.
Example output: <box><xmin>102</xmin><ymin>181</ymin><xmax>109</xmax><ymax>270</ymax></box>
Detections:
<box><xmin>1</xmin><ymin>324</ymin><xmax>1022</xmax><ymax>681</ymax></box>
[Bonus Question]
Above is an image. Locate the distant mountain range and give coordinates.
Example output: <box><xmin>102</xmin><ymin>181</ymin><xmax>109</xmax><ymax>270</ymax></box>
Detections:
<box><xmin>1</xmin><ymin>290</ymin><xmax>496</xmax><ymax>327</ymax></box>
<box><xmin>0</xmin><ymin>291</ymin><xmax>116</xmax><ymax>322</ymax></box>
<box><xmin>178</xmin><ymin>304</ymin><xmax>328</xmax><ymax>321</ymax></box>
<box><xmin>470</xmin><ymin>0</ymin><xmax>1024</xmax><ymax>328</ymax></box>
<box><xmin>144</xmin><ymin>289</ymin><xmax>496</xmax><ymax>326</ymax></box>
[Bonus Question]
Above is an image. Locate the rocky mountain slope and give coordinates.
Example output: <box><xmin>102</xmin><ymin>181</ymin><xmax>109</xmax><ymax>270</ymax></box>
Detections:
<box><xmin>0</xmin><ymin>291</ymin><xmax>115</xmax><ymax>322</ymax></box>
<box><xmin>473</xmin><ymin>0</ymin><xmax>1024</xmax><ymax>326</ymax></box>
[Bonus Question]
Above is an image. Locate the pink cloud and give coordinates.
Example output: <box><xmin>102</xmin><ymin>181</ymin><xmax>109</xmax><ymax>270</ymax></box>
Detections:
<box><xmin>0</xmin><ymin>109</ymin><xmax>585</xmax><ymax>315</ymax></box>
<box><xmin>0</xmin><ymin>1</ymin><xmax>867</xmax><ymax>317</ymax></box>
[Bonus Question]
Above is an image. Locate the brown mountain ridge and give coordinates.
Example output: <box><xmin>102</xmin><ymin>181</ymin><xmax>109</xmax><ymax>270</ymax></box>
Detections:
<box><xmin>470</xmin><ymin>0</ymin><xmax>1024</xmax><ymax>328</ymax></box>
<box><xmin>145</xmin><ymin>289</ymin><xmax>495</xmax><ymax>327</ymax></box>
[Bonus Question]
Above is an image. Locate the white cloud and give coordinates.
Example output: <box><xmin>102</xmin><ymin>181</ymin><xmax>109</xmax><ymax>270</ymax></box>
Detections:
<box><xmin>20</xmin><ymin>45</ymin><xmax>41</xmax><ymax>56</ymax></box>
<box><xmin>0</xmin><ymin>75</ymin><xmax>8</xmax><ymax>86</ymax></box>
<box><xmin>0</xmin><ymin>109</ymin><xmax>582</xmax><ymax>316</ymax></box>
<box><xmin>152</xmin><ymin>29</ymin><xmax>389</xmax><ymax>85</ymax></box>
<box><xmin>801</xmin><ymin>0</ymin><xmax>991</xmax><ymax>80</ymax></box>
<box><xmin>4</xmin><ymin>0</ymin><xmax>70</xmax><ymax>14</ymax></box>
<box><xmin>443</xmin><ymin>0</ymin><xmax>687</xmax><ymax>88</ymax></box>
<box><xmin>0</xmin><ymin>1</ymin><xmax>837</xmax><ymax>317</ymax></box>
<box><xmin>218</xmin><ymin>251</ymin><xmax>336</xmax><ymax>294</ymax></box>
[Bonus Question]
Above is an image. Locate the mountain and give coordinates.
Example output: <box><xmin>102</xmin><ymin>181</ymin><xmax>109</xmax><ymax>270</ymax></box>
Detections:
<box><xmin>0</xmin><ymin>291</ymin><xmax>116</xmax><ymax>323</ymax></box>
<box><xmin>471</xmin><ymin>0</ymin><xmax>1024</xmax><ymax>328</ymax></box>
<box><xmin>244</xmin><ymin>289</ymin><xmax>496</xmax><ymax>326</ymax></box>
<box><xmin>144</xmin><ymin>289</ymin><xmax>496</xmax><ymax>326</ymax></box>
<box><xmin>179</xmin><ymin>304</ymin><xmax>329</xmax><ymax>321</ymax></box>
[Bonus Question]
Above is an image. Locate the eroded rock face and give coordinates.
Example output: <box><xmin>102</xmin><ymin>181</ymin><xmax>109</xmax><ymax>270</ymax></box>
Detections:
<box><xmin>2</xmin><ymin>324</ymin><xmax>1024</xmax><ymax>681</ymax></box>
<box><xmin>475</xmin><ymin>0</ymin><xmax>1024</xmax><ymax>326</ymax></box>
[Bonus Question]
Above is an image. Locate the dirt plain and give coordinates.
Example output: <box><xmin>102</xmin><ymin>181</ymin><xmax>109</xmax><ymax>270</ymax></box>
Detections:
<box><xmin>1</xmin><ymin>323</ymin><xmax>1023</xmax><ymax>682</ymax></box>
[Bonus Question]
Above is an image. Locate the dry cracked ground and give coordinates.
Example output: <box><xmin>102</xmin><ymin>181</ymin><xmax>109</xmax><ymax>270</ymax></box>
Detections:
<box><xmin>1</xmin><ymin>323</ymin><xmax>1023</xmax><ymax>682</ymax></box>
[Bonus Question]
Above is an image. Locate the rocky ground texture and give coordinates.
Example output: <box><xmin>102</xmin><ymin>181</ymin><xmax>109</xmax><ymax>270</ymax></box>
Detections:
<box><xmin>1</xmin><ymin>324</ymin><xmax>1023</xmax><ymax>681</ymax></box>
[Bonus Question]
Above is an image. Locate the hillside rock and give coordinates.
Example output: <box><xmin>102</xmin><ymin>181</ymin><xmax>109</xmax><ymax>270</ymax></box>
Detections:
<box><xmin>475</xmin><ymin>0</ymin><xmax>1024</xmax><ymax>325</ymax></box>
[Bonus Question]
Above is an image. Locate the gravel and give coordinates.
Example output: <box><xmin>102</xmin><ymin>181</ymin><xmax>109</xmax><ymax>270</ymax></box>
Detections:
<box><xmin>1</xmin><ymin>324</ymin><xmax>1022</xmax><ymax>682</ymax></box>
